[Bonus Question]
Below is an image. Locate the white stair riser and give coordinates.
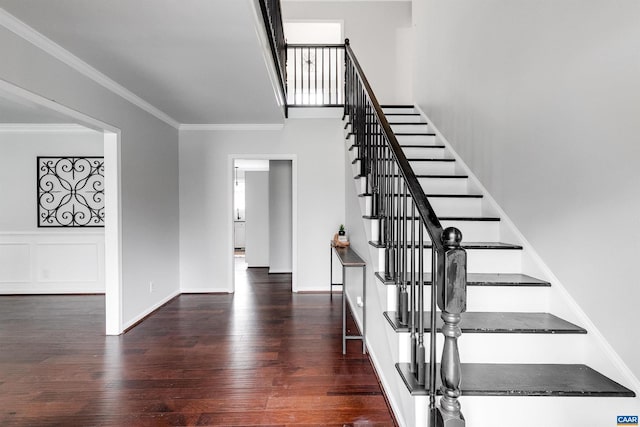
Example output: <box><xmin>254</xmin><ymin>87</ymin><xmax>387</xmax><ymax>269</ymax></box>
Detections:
<box><xmin>361</xmin><ymin>195</ymin><xmax>484</xmax><ymax>217</ymax></box>
<box><xmin>408</xmin><ymin>161</ymin><xmax>457</xmax><ymax>175</ymax></box>
<box><xmin>367</xmin><ymin>218</ymin><xmax>501</xmax><ymax>244</ymax></box>
<box><xmin>391</xmin><ymin>124</ymin><xmax>431</xmax><ymax>133</ymax></box>
<box><xmin>395</xmin><ymin>134</ymin><xmax>438</xmax><ymax>146</ymax></box>
<box><xmin>446</xmin><ymin>397</ymin><xmax>640</xmax><ymax>427</ymax></box>
<box><xmin>396</xmin><ymin>333</ymin><xmax>588</xmax><ymax>365</ymax></box>
<box><xmin>384</xmin><ymin>281</ymin><xmax>549</xmax><ymax>313</ymax></box>
<box><xmin>442</xmin><ymin>219</ymin><xmax>501</xmax><ymax>242</ymax></box>
<box><xmin>351</xmin><ymin>144</ymin><xmax>448</xmax><ymax>159</ymax></box>
<box><xmin>387</xmin><ymin>115</ymin><xmax>425</xmax><ymax>123</ymax></box>
<box><xmin>382</xmin><ymin>107</ymin><xmax>416</xmax><ymax>114</ymax></box>
<box><xmin>418</xmin><ymin>177</ymin><xmax>469</xmax><ymax>194</ymax></box>
<box><xmin>372</xmin><ymin>247</ymin><xmax>522</xmax><ymax>274</ymax></box>
<box><xmin>433</xmin><ymin>197</ymin><xmax>484</xmax><ymax>217</ymax></box>
<box><xmin>345</xmin><ymin>129</ymin><xmax>437</xmax><ymax>146</ymax></box>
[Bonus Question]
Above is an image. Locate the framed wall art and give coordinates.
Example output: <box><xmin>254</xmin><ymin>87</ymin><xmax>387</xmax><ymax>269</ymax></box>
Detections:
<box><xmin>37</xmin><ymin>156</ymin><xmax>105</xmax><ymax>227</ymax></box>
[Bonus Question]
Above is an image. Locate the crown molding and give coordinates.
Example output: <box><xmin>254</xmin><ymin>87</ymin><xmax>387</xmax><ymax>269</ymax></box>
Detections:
<box><xmin>0</xmin><ymin>123</ymin><xmax>99</xmax><ymax>133</ymax></box>
<box><xmin>179</xmin><ymin>123</ymin><xmax>284</xmax><ymax>131</ymax></box>
<box><xmin>0</xmin><ymin>8</ymin><xmax>180</xmax><ymax>129</ymax></box>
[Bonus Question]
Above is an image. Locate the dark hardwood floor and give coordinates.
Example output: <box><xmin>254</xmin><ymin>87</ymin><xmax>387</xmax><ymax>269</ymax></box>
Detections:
<box><xmin>0</xmin><ymin>259</ymin><xmax>396</xmax><ymax>426</ymax></box>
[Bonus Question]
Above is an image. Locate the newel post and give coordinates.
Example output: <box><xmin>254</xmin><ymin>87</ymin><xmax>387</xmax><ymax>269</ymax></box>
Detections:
<box><xmin>436</xmin><ymin>227</ymin><xmax>467</xmax><ymax>427</ymax></box>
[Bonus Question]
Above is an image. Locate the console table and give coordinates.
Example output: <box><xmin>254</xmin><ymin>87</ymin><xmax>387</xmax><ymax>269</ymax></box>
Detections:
<box><xmin>330</xmin><ymin>242</ymin><xmax>366</xmax><ymax>354</ymax></box>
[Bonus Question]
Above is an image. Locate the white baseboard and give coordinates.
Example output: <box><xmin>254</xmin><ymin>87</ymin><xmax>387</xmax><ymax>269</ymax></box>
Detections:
<box><xmin>0</xmin><ymin>284</ymin><xmax>104</xmax><ymax>294</ymax></box>
<box><xmin>122</xmin><ymin>289</ymin><xmax>180</xmax><ymax>331</ymax></box>
<box><xmin>268</xmin><ymin>268</ymin><xmax>292</xmax><ymax>274</ymax></box>
<box><xmin>180</xmin><ymin>288</ymin><xmax>232</xmax><ymax>294</ymax></box>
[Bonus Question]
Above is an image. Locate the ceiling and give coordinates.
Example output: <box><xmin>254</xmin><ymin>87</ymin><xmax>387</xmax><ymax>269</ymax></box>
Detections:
<box><xmin>0</xmin><ymin>0</ymin><xmax>284</xmax><ymax>125</ymax></box>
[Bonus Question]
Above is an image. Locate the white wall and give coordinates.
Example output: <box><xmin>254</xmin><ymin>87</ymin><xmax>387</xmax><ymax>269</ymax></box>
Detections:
<box><xmin>282</xmin><ymin>1</ymin><xmax>413</xmax><ymax>105</ymax></box>
<box><xmin>179</xmin><ymin>118</ymin><xmax>344</xmax><ymax>293</ymax></box>
<box><xmin>0</xmin><ymin>128</ymin><xmax>105</xmax><ymax>293</ymax></box>
<box><xmin>0</xmin><ymin>26</ymin><xmax>180</xmax><ymax>329</ymax></box>
<box><xmin>269</xmin><ymin>160</ymin><xmax>293</xmax><ymax>273</ymax></box>
<box><xmin>413</xmin><ymin>0</ymin><xmax>640</xmax><ymax>380</ymax></box>
<box><xmin>245</xmin><ymin>171</ymin><xmax>270</xmax><ymax>267</ymax></box>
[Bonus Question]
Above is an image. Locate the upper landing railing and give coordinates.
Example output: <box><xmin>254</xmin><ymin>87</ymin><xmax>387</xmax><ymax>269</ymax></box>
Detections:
<box><xmin>286</xmin><ymin>44</ymin><xmax>345</xmax><ymax>107</ymax></box>
<box><xmin>258</xmin><ymin>2</ymin><xmax>346</xmax><ymax>110</ymax></box>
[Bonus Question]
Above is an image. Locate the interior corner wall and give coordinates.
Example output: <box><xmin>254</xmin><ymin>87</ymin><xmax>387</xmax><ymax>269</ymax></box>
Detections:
<box><xmin>245</xmin><ymin>171</ymin><xmax>270</xmax><ymax>267</ymax></box>
<box><xmin>0</xmin><ymin>130</ymin><xmax>105</xmax><ymax>293</ymax></box>
<box><xmin>0</xmin><ymin>26</ymin><xmax>180</xmax><ymax>328</ymax></box>
<box><xmin>281</xmin><ymin>0</ymin><xmax>413</xmax><ymax>105</ymax></box>
<box><xmin>179</xmin><ymin>118</ymin><xmax>344</xmax><ymax>293</ymax></box>
<box><xmin>413</xmin><ymin>0</ymin><xmax>640</xmax><ymax>379</ymax></box>
<box><xmin>269</xmin><ymin>160</ymin><xmax>293</xmax><ymax>273</ymax></box>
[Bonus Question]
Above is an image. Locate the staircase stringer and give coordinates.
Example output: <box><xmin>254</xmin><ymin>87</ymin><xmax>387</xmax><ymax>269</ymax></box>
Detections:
<box><xmin>413</xmin><ymin>105</ymin><xmax>640</xmax><ymax>396</ymax></box>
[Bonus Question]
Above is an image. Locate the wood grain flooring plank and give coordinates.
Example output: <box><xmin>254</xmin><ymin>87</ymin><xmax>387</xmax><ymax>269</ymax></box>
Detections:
<box><xmin>0</xmin><ymin>264</ymin><xmax>396</xmax><ymax>426</ymax></box>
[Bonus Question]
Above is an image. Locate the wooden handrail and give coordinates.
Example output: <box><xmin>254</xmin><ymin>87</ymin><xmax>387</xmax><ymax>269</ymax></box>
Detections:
<box><xmin>344</xmin><ymin>39</ymin><xmax>444</xmax><ymax>251</ymax></box>
<box><xmin>344</xmin><ymin>38</ymin><xmax>467</xmax><ymax>427</ymax></box>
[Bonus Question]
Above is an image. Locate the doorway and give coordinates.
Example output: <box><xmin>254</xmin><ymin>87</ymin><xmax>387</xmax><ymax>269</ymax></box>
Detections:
<box><xmin>230</xmin><ymin>155</ymin><xmax>296</xmax><ymax>293</ymax></box>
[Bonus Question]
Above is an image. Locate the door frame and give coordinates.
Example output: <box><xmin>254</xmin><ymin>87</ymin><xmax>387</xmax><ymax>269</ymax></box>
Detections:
<box><xmin>228</xmin><ymin>154</ymin><xmax>297</xmax><ymax>292</ymax></box>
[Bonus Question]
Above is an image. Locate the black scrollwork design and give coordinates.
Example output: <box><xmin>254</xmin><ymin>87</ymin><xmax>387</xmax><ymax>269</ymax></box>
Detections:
<box><xmin>37</xmin><ymin>157</ymin><xmax>105</xmax><ymax>227</ymax></box>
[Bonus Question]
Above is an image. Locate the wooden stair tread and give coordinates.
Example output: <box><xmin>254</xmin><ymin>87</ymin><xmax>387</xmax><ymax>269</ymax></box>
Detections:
<box><xmin>374</xmin><ymin>272</ymin><xmax>551</xmax><ymax>287</ymax></box>
<box><xmin>408</xmin><ymin>158</ymin><xmax>455</xmax><ymax>162</ymax></box>
<box><xmin>349</xmin><ymin>143</ymin><xmax>442</xmax><ymax>149</ymax></box>
<box><xmin>396</xmin><ymin>363</ymin><xmax>636</xmax><ymax>397</ymax></box>
<box><xmin>385</xmin><ymin>113</ymin><xmax>421</xmax><ymax>116</ymax></box>
<box><xmin>352</xmin><ymin>157</ymin><xmax>455</xmax><ymax>163</ymax></box>
<box><xmin>358</xmin><ymin>192</ymin><xmax>483</xmax><ymax>199</ymax></box>
<box><xmin>383</xmin><ymin>311</ymin><xmax>586</xmax><ymax>334</ymax></box>
<box><xmin>381</xmin><ymin>104</ymin><xmax>415</xmax><ymax>108</ymax></box>
<box><xmin>355</xmin><ymin>174</ymin><xmax>467</xmax><ymax>179</ymax></box>
<box><xmin>363</xmin><ymin>215</ymin><xmax>500</xmax><ymax>221</ymax></box>
<box><xmin>368</xmin><ymin>240</ymin><xmax>522</xmax><ymax>250</ymax></box>
<box><xmin>347</xmin><ymin>135</ymin><xmax>436</xmax><ymax>142</ymax></box>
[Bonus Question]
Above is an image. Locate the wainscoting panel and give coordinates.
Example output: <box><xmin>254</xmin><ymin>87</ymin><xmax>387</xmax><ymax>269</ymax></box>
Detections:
<box><xmin>0</xmin><ymin>232</ymin><xmax>104</xmax><ymax>294</ymax></box>
<box><xmin>36</xmin><ymin>243</ymin><xmax>99</xmax><ymax>282</ymax></box>
<box><xmin>0</xmin><ymin>243</ymin><xmax>30</xmax><ymax>283</ymax></box>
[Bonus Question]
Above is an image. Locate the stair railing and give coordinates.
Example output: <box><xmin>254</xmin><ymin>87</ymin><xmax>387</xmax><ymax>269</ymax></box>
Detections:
<box><xmin>286</xmin><ymin>44</ymin><xmax>345</xmax><ymax>107</ymax></box>
<box><xmin>344</xmin><ymin>39</ymin><xmax>467</xmax><ymax>427</ymax></box>
<box><xmin>258</xmin><ymin>0</ymin><xmax>287</xmax><ymax>115</ymax></box>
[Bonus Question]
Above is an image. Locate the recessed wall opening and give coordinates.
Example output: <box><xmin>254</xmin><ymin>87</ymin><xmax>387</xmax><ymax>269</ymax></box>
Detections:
<box><xmin>0</xmin><ymin>83</ymin><xmax>122</xmax><ymax>335</ymax></box>
<box><xmin>231</xmin><ymin>157</ymin><xmax>295</xmax><ymax>294</ymax></box>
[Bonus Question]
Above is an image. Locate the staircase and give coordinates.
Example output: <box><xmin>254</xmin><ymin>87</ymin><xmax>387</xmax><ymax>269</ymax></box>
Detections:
<box><xmin>343</xmin><ymin>105</ymin><xmax>637</xmax><ymax>426</ymax></box>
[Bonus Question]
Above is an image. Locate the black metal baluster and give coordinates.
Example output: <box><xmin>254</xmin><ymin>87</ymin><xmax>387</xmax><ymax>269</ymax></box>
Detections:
<box><xmin>321</xmin><ymin>47</ymin><xmax>325</xmax><ymax>105</ymax></box>
<box><xmin>399</xmin><ymin>180</ymin><xmax>409</xmax><ymax>326</ymax></box>
<box><xmin>314</xmin><ymin>47</ymin><xmax>318</xmax><ymax>104</ymax></box>
<box><xmin>292</xmin><ymin>47</ymin><xmax>297</xmax><ymax>104</ymax></box>
<box><xmin>307</xmin><ymin>47</ymin><xmax>311</xmax><ymax>104</ymax></box>
<box><xmin>380</xmin><ymin>137</ymin><xmax>387</xmax><ymax>248</ymax></box>
<box><xmin>409</xmin><ymin>198</ymin><xmax>417</xmax><ymax>373</ymax></box>
<box><xmin>385</xmin><ymin>146</ymin><xmax>393</xmax><ymax>279</ymax></box>
<box><xmin>394</xmin><ymin>161</ymin><xmax>402</xmax><ymax>320</ymax></box>
<box><xmin>300</xmin><ymin>47</ymin><xmax>304</xmax><ymax>104</ymax></box>
<box><xmin>417</xmin><ymin>217</ymin><xmax>426</xmax><ymax>386</ymax></box>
